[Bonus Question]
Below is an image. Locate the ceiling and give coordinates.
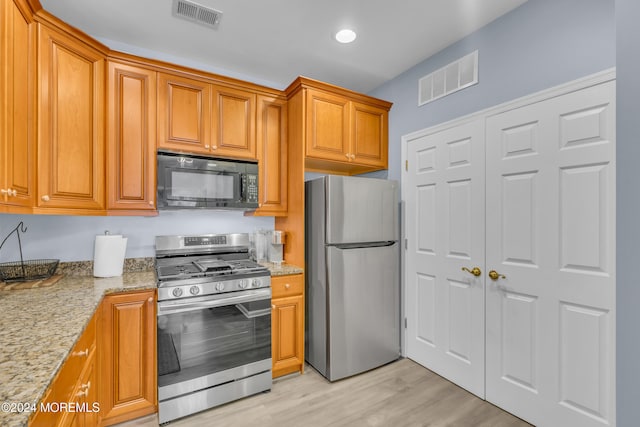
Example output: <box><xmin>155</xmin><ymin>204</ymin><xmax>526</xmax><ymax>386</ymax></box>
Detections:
<box><xmin>39</xmin><ymin>0</ymin><xmax>527</xmax><ymax>93</ymax></box>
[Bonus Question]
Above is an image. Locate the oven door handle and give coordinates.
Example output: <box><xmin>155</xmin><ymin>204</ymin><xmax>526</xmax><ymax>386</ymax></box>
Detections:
<box><xmin>157</xmin><ymin>288</ymin><xmax>271</xmax><ymax>316</ymax></box>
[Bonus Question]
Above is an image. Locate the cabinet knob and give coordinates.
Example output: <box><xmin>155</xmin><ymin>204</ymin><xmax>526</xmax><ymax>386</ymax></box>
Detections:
<box><xmin>148</xmin><ymin>297</ymin><xmax>153</xmax><ymax>303</ymax></box>
<box><xmin>72</xmin><ymin>348</ymin><xmax>89</xmax><ymax>357</ymax></box>
<box><xmin>41</xmin><ymin>195</ymin><xmax>50</xmax><ymax>202</ymax></box>
<box><xmin>345</xmin><ymin>153</ymin><xmax>350</xmax><ymax>159</ymax></box>
<box><xmin>271</xmin><ymin>304</ymin><xmax>276</xmax><ymax>309</ymax></box>
<box><xmin>205</xmin><ymin>144</ymin><xmax>210</xmax><ymax>149</ymax></box>
<box><xmin>350</xmin><ymin>154</ymin><xmax>355</xmax><ymax>159</ymax></box>
<box><xmin>0</xmin><ymin>189</ymin><xmax>7</xmax><ymax>195</ymax></box>
<box><xmin>284</xmin><ymin>283</ymin><xmax>290</xmax><ymax>289</ymax></box>
<box><xmin>10</xmin><ymin>189</ymin><xmax>17</xmax><ymax>196</ymax></box>
<box><xmin>149</xmin><ymin>200</ymin><xmax>154</xmax><ymax>206</ymax></box>
<box><xmin>212</xmin><ymin>145</ymin><xmax>218</xmax><ymax>150</ymax></box>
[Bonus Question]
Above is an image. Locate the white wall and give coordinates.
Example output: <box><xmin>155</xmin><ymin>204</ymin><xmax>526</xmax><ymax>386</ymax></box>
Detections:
<box><xmin>615</xmin><ymin>0</ymin><xmax>640</xmax><ymax>424</ymax></box>
<box><xmin>368</xmin><ymin>0</ymin><xmax>615</xmax><ymax>185</ymax></box>
<box><xmin>0</xmin><ymin>212</ymin><xmax>273</xmax><ymax>262</ymax></box>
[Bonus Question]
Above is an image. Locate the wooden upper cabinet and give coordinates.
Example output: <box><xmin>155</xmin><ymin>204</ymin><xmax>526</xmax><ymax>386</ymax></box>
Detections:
<box><xmin>288</xmin><ymin>77</ymin><xmax>392</xmax><ymax>175</ymax></box>
<box><xmin>0</xmin><ymin>0</ymin><xmax>35</xmax><ymax>210</ymax></box>
<box><xmin>99</xmin><ymin>290</ymin><xmax>157</xmax><ymax>426</ymax></box>
<box><xmin>157</xmin><ymin>73</ymin><xmax>257</xmax><ymax>160</ymax></box>
<box><xmin>157</xmin><ymin>73</ymin><xmax>211</xmax><ymax>154</ymax></box>
<box><xmin>107</xmin><ymin>61</ymin><xmax>157</xmax><ymax>212</ymax></box>
<box><xmin>37</xmin><ymin>23</ymin><xmax>105</xmax><ymax>210</ymax></box>
<box><xmin>305</xmin><ymin>89</ymin><xmax>350</xmax><ymax>163</ymax></box>
<box><xmin>350</xmin><ymin>101</ymin><xmax>388</xmax><ymax>169</ymax></box>
<box><xmin>211</xmin><ymin>85</ymin><xmax>256</xmax><ymax>159</ymax></box>
<box><xmin>252</xmin><ymin>95</ymin><xmax>287</xmax><ymax>216</ymax></box>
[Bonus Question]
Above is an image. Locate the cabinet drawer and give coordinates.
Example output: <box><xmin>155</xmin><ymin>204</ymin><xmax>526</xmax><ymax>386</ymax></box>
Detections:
<box><xmin>29</xmin><ymin>313</ymin><xmax>96</xmax><ymax>426</ymax></box>
<box><xmin>51</xmin><ymin>313</ymin><xmax>96</xmax><ymax>403</ymax></box>
<box><xmin>271</xmin><ymin>274</ymin><xmax>304</xmax><ymax>298</ymax></box>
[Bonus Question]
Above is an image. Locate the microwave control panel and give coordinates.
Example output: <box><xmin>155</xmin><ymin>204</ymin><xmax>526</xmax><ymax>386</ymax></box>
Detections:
<box><xmin>243</xmin><ymin>174</ymin><xmax>259</xmax><ymax>203</ymax></box>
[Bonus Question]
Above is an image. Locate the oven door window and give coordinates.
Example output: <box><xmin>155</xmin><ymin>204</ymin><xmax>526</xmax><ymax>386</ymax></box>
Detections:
<box><xmin>168</xmin><ymin>169</ymin><xmax>239</xmax><ymax>202</ymax></box>
<box><xmin>157</xmin><ymin>298</ymin><xmax>271</xmax><ymax>388</ymax></box>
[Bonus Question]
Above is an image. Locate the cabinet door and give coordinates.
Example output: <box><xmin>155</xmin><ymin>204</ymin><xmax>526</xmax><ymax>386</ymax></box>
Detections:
<box><xmin>0</xmin><ymin>0</ymin><xmax>35</xmax><ymax>208</ymax></box>
<box><xmin>157</xmin><ymin>73</ymin><xmax>211</xmax><ymax>154</ymax></box>
<box><xmin>211</xmin><ymin>85</ymin><xmax>256</xmax><ymax>159</ymax></box>
<box><xmin>99</xmin><ymin>290</ymin><xmax>157</xmax><ymax>426</ymax></box>
<box><xmin>272</xmin><ymin>295</ymin><xmax>304</xmax><ymax>378</ymax></box>
<box><xmin>305</xmin><ymin>89</ymin><xmax>350</xmax><ymax>162</ymax></box>
<box><xmin>272</xmin><ymin>274</ymin><xmax>304</xmax><ymax>378</ymax></box>
<box><xmin>254</xmin><ymin>95</ymin><xmax>287</xmax><ymax>216</ymax></box>
<box><xmin>37</xmin><ymin>24</ymin><xmax>105</xmax><ymax>210</ymax></box>
<box><xmin>107</xmin><ymin>61</ymin><xmax>157</xmax><ymax>211</ymax></box>
<box><xmin>350</xmin><ymin>101</ymin><xmax>388</xmax><ymax>168</ymax></box>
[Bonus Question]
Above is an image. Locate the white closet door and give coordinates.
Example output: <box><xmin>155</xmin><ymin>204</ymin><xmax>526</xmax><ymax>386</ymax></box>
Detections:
<box><xmin>405</xmin><ymin>119</ymin><xmax>486</xmax><ymax>397</ymax></box>
<box><xmin>485</xmin><ymin>81</ymin><xmax>616</xmax><ymax>427</ymax></box>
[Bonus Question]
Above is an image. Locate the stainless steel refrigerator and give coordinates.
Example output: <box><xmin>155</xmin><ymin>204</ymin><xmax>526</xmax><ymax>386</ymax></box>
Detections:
<box><xmin>305</xmin><ymin>175</ymin><xmax>400</xmax><ymax>381</ymax></box>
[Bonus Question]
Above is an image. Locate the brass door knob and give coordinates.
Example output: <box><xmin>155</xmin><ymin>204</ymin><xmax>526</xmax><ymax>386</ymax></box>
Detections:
<box><xmin>488</xmin><ymin>270</ymin><xmax>506</xmax><ymax>280</ymax></box>
<box><xmin>461</xmin><ymin>267</ymin><xmax>482</xmax><ymax>277</ymax></box>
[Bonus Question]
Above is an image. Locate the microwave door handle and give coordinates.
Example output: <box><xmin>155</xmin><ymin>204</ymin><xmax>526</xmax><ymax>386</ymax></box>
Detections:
<box><xmin>157</xmin><ymin>288</ymin><xmax>271</xmax><ymax>316</ymax></box>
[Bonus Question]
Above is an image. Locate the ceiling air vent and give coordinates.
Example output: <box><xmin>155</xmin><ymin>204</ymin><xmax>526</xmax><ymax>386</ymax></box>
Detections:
<box><xmin>172</xmin><ymin>0</ymin><xmax>222</xmax><ymax>28</ymax></box>
<box><xmin>419</xmin><ymin>50</ymin><xmax>478</xmax><ymax>106</ymax></box>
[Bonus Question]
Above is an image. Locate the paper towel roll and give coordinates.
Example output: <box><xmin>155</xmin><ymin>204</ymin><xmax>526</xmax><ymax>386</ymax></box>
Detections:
<box><xmin>93</xmin><ymin>235</ymin><xmax>128</xmax><ymax>278</ymax></box>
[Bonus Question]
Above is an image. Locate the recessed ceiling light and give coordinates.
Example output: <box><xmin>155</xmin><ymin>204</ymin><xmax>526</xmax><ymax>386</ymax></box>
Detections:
<box><xmin>335</xmin><ymin>29</ymin><xmax>356</xmax><ymax>44</ymax></box>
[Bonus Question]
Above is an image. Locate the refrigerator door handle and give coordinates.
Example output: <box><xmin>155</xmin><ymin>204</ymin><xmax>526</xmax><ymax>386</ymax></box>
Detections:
<box><xmin>330</xmin><ymin>241</ymin><xmax>397</xmax><ymax>250</ymax></box>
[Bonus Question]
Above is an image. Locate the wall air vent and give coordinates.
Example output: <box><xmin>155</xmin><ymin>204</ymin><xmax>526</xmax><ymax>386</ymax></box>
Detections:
<box><xmin>419</xmin><ymin>50</ymin><xmax>478</xmax><ymax>106</ymax></box>
<box><xmin>172</xmin><ymin>0</ymin><xmax>222</xmax><ymax>28</ymax></box>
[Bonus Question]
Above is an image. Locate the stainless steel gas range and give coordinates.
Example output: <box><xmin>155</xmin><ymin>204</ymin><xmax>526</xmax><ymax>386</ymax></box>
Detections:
<box><xmin>155</xmin><ymin>233</ymin><xmax>272</xmax><ymax>424</ymax></box>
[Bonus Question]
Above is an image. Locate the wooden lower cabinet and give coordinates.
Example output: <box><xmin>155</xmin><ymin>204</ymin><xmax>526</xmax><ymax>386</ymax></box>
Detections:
<box><xmin>29</xmin><ymin>290</ymin><xmax>157</xmax><ymax>427</ymax></box>
<box><xmin>98</xmin><ymin>290</ymin><xmax>157</xmax><ymax>426</ymax></box>
<box><xmin>271</xmin><ymin>274</ymin><xmax>304</xmax><ymax>378</ymax></box>
<box><xmin>29</xmin><ymin>312</ymin><xmax>97</xmax><ymax>427</ymax></box>
<box><xmin>58</xmin><ymin>347</ymin><xmax>97</xmax><ymax>427</ymax></box>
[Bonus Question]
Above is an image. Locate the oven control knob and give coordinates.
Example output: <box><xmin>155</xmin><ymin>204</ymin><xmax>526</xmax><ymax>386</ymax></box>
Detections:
<box><xmin>238</xmin><ymin>280</ymin><xmax>248</xmax><ymax>289</ymax></box>
<box><xmin>189</xmin><ymin>286</ymin><xmax>200</xmax><ymax>296</ymax></box>
<box><xmin>215</xmin><ymin>283</ymin><xmax>225</xmax><ymax>292</ymax></box>
<box><xmin>252</xmin><ymin>278</ymin><xmax>262</xmax><ymax>288</ymax></box>
<box><xmin>172</xmin><ymin>288</ymin><xmax>183</xmax><ymax>298</ymax></box>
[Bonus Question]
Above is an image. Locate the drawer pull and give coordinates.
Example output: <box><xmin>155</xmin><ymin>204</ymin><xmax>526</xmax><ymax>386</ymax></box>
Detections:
<box><xmin>72</xmin><ymin>348</ymin><xmax>89</xmax><ymax>357</ymax></box>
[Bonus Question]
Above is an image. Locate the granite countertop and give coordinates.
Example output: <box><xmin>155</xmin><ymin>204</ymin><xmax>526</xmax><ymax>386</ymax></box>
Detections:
<box><xmin>260</xmin><ymin>262</ymin><xmax>304</xmax><ymax>276</ymax></box>
<box><xmin>0</xmin><ymin>260</ymin><xmax>301</xmax><ymax>427</ymax></box>
<box><xmin>0</xmin><ymin>271</ymin><xmax>156</xmax><ymax>427</ymax></box>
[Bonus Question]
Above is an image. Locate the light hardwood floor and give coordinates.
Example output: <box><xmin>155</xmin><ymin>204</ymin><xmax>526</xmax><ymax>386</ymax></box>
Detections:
<box><xmin>116</xmin><ymin>358</ymin><xmax>532</xmax><ymax>427</ymax></box>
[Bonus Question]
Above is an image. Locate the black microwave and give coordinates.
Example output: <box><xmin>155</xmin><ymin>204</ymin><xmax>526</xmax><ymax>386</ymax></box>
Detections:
<box><xmin>157</xmin><ymin>151</ymin><xmax>259</xmax><ymax>210</ymax></box>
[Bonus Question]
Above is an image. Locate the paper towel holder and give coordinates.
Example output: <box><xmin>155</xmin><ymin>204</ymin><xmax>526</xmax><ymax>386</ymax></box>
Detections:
<box><xmin>93</xmin><ymin>231</ymin><xmax>128</xmax><ymax>278</ymax></box>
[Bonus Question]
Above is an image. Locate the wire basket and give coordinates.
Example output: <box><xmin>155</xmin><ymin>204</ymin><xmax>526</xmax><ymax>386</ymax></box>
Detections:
<box><xmin>0</xmin><ymin>259</ymin><xmax>60</xmax><ymax>282</ymax></box>
<box><xmin>0</xmin><ymin>221</ymin><xmax>60</xmax><ymax>283</ymax></box>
